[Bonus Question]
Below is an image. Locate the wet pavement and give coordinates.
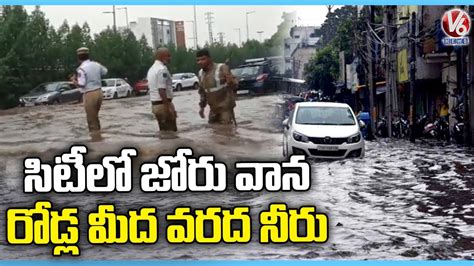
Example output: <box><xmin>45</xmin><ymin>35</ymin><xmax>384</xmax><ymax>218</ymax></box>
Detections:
<box><xmin>0</xmin><ymin>91</ymin><xmax>473</xmax><ymax>260</ymax></box>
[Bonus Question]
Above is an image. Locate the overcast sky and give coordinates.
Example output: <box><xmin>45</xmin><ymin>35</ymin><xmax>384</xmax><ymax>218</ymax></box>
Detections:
<box><xmin>23</xmin><ymin>5</ymin><xmax>335</xmax><ymax>48</ymax></box>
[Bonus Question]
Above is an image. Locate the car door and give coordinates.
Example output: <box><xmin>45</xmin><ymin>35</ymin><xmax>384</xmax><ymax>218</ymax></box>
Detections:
<box><xmin>179</xmin><ymin>74</ymin><xmax>187</xmax><ymax>88</ymax></box>
<box><xmin>58</xmin><ymin>83</ymin><xmax>73</xmax><ymax>103</ymax></box>
<box><xmin>69</xmin><ymin>83</ymin><xmax>82</xmax><ymax>102</ymax></box>
<box><xmin>116</xmin><ymin>79</ymin><xmax>124</xmax><ymax>96</ymax></box>
<box><xmin>188</xmin><ymin>73</ymin><xmax>197</xmax><ymax>87</ymax></box>
<box><xmin>187</xmin><ymin>73</ymin><xmax>195</xmax><ymax>88</ymax></box>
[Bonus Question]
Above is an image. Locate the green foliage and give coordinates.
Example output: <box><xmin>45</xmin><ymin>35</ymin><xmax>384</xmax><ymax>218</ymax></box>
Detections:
<box><xmin>0</xmin><ymin>5</ymin><xmax>279</xmax><ymax>109</ymax></box>
<box><xmin>304</xmin><ymin>46</ymin><xmax>339</xmax><ymax>96</ymax></box>
<box><xmin>305</xmin><ymin>5</ymin><xmax>362</xmax><ymax>95</ymax></box>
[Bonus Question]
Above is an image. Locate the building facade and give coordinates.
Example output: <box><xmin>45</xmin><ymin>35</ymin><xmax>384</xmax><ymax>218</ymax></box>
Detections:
<box><xmin>130</xmin><ymin>17</ymin><xmax>186</xmax><ymax>50</ymax></box>
<box><xmin>285</xmin><ymin>26</ymin><xmax>321</xmax><ymax>79</ymax></box>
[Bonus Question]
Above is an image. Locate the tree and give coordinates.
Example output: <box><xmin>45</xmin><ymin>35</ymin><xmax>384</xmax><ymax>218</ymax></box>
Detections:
<box><xmin>320</xmin><ymin>6</ymin><xmax>357</xmax><ymax>46</ymax></box>
<box><xmin>304</xmin><ymin>46</ymin><xmax>339</xmax><ymax>96</ymax></box>
<box><xmin>0</xmin><ymin>5</ymin><xmax>31</xmax><ymax>109</ymax></box>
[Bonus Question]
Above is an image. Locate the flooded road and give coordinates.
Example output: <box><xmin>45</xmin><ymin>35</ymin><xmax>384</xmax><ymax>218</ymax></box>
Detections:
<box><xmin>0</xmin><ymin>91</ymin><xmax>473</xmax><ymax>260</ymax></box>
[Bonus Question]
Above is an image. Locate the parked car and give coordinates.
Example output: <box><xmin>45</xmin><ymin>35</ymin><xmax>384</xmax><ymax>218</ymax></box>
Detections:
<box><xmin>282</xmin><ymin>102</ymin><xmax>365</xmax><ymax>159</ymax></box>
<box><xmin>101</xmin><ymin>78</ymin><xmax>133</xmax><ymax>99</ymax></box>
<box><xmin>133</xmin><ymin>79</ymin><xmax>149</xmax><ymax>95</ymax></box>
<box><xmin>232</xmin><ymin>57</ymin><xmax>283</xmax><ymax>95</ymax></box>
<box><xmin>172</xmin><ymin>73</ymin><xmax>199</xmax><ymax>91</ymax></box>
<box><xmin>19</xmin><ymin>81</ymin><xmax>82</xmax><ymax>107</ymax></box>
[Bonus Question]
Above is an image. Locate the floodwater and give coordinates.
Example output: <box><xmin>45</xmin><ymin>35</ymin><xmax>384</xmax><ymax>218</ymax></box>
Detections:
<box><xmin>0</xmin><ymin>91</ymin><xmax>472</xmax><ymax>260</ymax></box>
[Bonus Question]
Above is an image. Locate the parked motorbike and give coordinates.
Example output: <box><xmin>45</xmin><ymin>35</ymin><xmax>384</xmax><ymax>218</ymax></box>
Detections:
<box><xmin>414</xmin><ymin>114</ymin><xmax>430</xmax><ymax>138</ymax></box>
<box><xmin>422</xmin><ymin>116</ymin><xmax>449</xmax><ymax>141</ymax></box>
<box><xmin>392</xmin><ymin>116</ymin><xmax>409</xmax><ymax>139</ymax></box>
<box><xmin>452</xmin><ymin>103</ymin><xmax>465</xmax><ymax>144</ymax></box>
<box><xmin>376</xmin><ymin>117</ymin><xmax>388</xmax><ymax>138</ymax></box>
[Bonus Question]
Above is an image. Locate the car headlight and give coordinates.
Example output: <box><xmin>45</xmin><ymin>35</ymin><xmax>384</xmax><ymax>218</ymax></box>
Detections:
<box><xmin>347</xmin><ymin>133</ymin><xmax>361</xmax><ymax>143</ymax></box>
<box><xmin>293</xmin><ymin>131</ymin><xmax>309</xmax><ymax>143</ymax></box>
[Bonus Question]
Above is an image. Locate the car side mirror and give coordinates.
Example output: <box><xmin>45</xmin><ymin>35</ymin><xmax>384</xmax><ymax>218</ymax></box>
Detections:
<box><xmin>359</xmin><ymin>120</ymin><xmax>366</xmax><ymax>129</ymax></box>
<box><xmin>282</xmin><ymin>119</ymin><xmax>289</xmax><ymax>129</ymax></box>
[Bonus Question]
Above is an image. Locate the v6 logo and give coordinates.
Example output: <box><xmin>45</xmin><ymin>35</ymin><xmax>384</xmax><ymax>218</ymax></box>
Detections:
<box><xmin>442</xmin><ymin>8</ymin><xmax>472</xmax><ymax>38</ymax></box>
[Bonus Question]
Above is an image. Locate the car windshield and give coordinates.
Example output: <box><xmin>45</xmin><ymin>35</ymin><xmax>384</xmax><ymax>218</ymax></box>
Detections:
<box><xmin>172</xmin><ymin>74</ymin><xmax>183</xmax><ymax>80</ymax></box>
<box><xmin>102</xmin><ymin>80</ymin><xmax>116</xmax><ymax>87</ymax></box>
<box><xmin>295</xmin><ymin>106</ymin><xmax>356</xmax><ymax>126</ymax></box>
<box><xmin>238</xmin><ymin>65</ymin><xmax>262</xmax><ymax>77</ymax></box>
<box><xmin>32</xmin><ymin>83</ymin><xmax>59</xmax><ymax>93</ymax></box>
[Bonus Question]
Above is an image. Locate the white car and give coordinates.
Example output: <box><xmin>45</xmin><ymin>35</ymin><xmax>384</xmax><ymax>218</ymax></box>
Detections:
<box><xmin>172</xmin><ymin>73</ymin><xmax>199</xmax><ymax>91</ymax></box>
<box><xmin>101</xmin><ymin>78</ymin><xmax>133</xmax><ymax>99</ymax></box>
<box><xmin>283</xmin><ymin>102</ymin><xmax>365</xmax><ymax>159</ymax></box>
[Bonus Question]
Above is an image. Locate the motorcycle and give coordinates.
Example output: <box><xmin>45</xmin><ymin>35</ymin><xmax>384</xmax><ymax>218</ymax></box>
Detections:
<box><xmin>452</xmin><ymin>103</ymin><xmax>465</xmax><ymax>144</ymax></box>
<box><xmin>376</xmin><ymin>117</ymin><xmax>388</xmax><ymax>138</ymax></box>
<box><xmin>414</xmin><ymin>114</ymin><xmax>430</xmax><ymax>138</ymax></box>
<box><xmin>422</xmin><ymin>116</ymin><xmax>449</xmax><ymax>141</ymax></box>
<box><xmin>392</xmin><ymin>116</ymin><xmax>409</xmax><ymax>139</ymax></box>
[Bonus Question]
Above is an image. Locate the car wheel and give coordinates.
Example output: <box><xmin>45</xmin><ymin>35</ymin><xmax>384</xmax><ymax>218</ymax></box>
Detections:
<box><xmin>113</xmin><ymin>92</ymin><xmax>118</xmax><ymax>99</ymax></box>
<box><xmin>126</xmin><ymin>90</ymin><xmax>131</xmax><ymax>97</ymax></box>
<box><xmin>194</xmin><ymin>83</ymin><xmax>199</xmax><ymax>90</ymax></box>
<box><xmin>53</xmin><ymin>98</ymin><xmax>60</xmax><ymax>105</ymax></box>
<box><xmin>176</xmin><ymin>84</ymin><xmax>182</xmax><ymax>91</ymax></box>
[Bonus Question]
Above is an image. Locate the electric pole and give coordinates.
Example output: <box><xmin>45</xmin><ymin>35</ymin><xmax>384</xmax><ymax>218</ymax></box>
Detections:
<box><xmin>205</xmin><ymin>12</ymin><xmax>214</xmax><ymax>45</ymax></box>
<box><xmin>186</xmin><ymin>20</ymin><xmax>197</xmax><ymax>49</ymax></box>
<box><xmin>194</xmin><ymin>6</ymin><xmax>198</xmax><ymax>48</ymax></box>
<box><xmin>246</xmin><ymin>11</ymin><xmax>256</xmax><ymax>41</ymax></box>
<box><xmin>116</xmin><ymin>7</ymin><xmax>129</xmax><ymax>28</ymax></box>
<box><xmin>384</xmin><ymin>6</ymin><xmax>394</xmax><ymax>137</ymax></box>
<box><xmin>103</xmin><ymin>6</ymin><xmax>117</xmax><ymax>33</ymax></box>
<box><xmin>409</xmin><ymin>12</ymin><xmax>417</xmax><ymax>142</ymax></box>
<box><xmin>366</xmin><ymin>6</ymin><xmax>376</xmax><ymax>140</ymax></box>
<box><xmin>217</xmin><ymin>32</ymin><xmax>225</xmax><ymax>45</ymax></box>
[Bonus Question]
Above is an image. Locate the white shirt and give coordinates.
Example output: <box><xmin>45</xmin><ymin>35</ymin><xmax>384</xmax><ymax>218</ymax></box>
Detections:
<box><xmin>147</xmin><ymin>60</ymin><xmax>173</xmax><ymax>102</ymax></box>
<box><xmin>76</xmin><ymin>60</ymin><xmax>108</xmax><ymax>93</ymax></box>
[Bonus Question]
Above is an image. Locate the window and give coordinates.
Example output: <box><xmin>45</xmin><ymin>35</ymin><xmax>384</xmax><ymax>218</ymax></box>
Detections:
<box><xmin>59</xmin><ymin>85</ymin><xmax>70</xmax><ymax>91</ymax></box>
<box><xmin>102</xmin><ymin>80</ymin><xmax>116</xmax><ymax>87</ymax></box>
<box><xmin>296</xmin><ymin>106</ymin><xmax>356</xmax><ymax>126</ymax></box>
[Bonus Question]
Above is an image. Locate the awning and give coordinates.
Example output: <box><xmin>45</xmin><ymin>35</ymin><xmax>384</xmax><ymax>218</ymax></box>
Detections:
<box><xmin>376</xmin><ymin>86</ymin><xmax>387</xmax><ymax>95</ymax></box>
<box><xmin>356</xmin><ymin>81</ymin><xmax>387</xmax><ymax>92</ymax></box>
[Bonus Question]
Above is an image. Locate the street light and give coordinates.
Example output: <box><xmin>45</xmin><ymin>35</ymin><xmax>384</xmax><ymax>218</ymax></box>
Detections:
<box><xmin>234</xmin><ymin>28</ymin><xmax>241</xmax><ymax>46</ymax></box>
<box><xmin>103</xmin><ymin>5</ymin><xmax>117</xmax><ymax>33</ymax></box>
<box><xmin>257</xmin><ymin>31</ymin><xmax>264</xmax><ymax>42</ymax></box>
<box><xmin>116</xmin><ymin>7</ymin><xmax>129</xmax><ymax>28</ymax></box>
<box><xmin>246</xmin><ymin>11</ymin><xmax>256</xmax><ymax>41</ymax></box>
<box><xmin>186</xmin><ymin>20</ymin><xmax>197</xmax><ymax>49</ymax></box>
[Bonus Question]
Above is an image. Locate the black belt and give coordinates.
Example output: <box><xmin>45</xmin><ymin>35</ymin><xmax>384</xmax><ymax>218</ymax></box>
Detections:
<box><xmin>151</xmin><ymin>99</ymin><xmax>172</xmax><ymax>105</ymax></box>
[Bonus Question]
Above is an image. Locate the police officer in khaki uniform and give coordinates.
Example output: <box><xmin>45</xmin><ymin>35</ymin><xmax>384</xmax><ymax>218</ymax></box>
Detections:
<box><xmin>196</xmin><ymin>49</ymin><xmax>238</xmax><ymax>125</ymax></box>
<box><xmin>147</xmin><ymin>47</ymin><xmax>177</xmax><ymax>131</ymax></box>
<box><xmin>73</xmin><ymin>47</ymin><xmax>108</xmax><ymax>135</ymax></box>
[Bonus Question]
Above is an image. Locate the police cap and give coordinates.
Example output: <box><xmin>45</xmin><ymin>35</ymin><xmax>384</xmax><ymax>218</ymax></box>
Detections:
<box><xmin>76</xmin><ymin>47</ymin><xmax>90</xmax><ymax>55</ymax></box>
